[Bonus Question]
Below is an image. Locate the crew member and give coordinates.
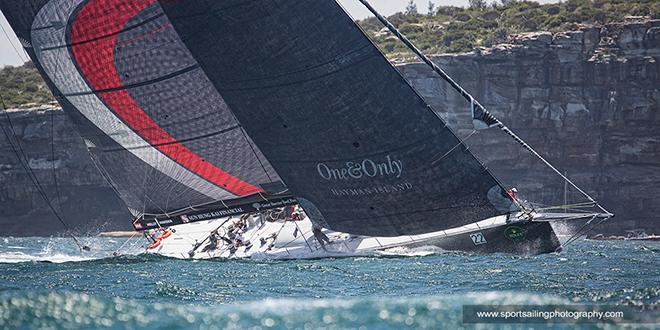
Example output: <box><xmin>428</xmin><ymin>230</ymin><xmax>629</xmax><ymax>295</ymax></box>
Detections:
<box><xmin>312</xmin><ymin>225</ymin><xmax>331</xmax><ymax>250</ymax></box>
<box><xmin>507</xmin><ymin>187</ymin><xmax>519</xmax><ymax>200</ymax></box>
<box><xmin>235</xmin><ymin>232</ymin><xmax>246</xmax><ymax>247</ymax></box>
<box><xmin>201</xmin><ymin>230</ymin><xmax>220</xmax><ymax>252</ymax></box>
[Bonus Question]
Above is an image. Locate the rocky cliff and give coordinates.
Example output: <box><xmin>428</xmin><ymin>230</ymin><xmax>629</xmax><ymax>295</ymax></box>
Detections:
<box><xmin>0</xmin><ymin>107</ymin><xmax>130</xmax><ymax>236</ymax></box>
<box><xmin>401</xmin><ymin>18</ymin><xmax>660</xmax><ymax>234</ymax></box>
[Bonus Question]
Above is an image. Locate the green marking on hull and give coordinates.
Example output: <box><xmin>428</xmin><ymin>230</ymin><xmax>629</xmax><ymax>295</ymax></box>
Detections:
<box><xmin>504</xmin><ymin>226</ymin><xmax>526</xmax><ymax>242</ymax></box>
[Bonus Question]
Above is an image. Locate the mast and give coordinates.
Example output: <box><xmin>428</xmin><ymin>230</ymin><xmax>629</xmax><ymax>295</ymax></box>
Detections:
<box><xmin>357</xmin><ymin>0</ymin><xmax>612</xmax><ymax>217</ymax></box>
<box><xmin>564</xmin><ymin>171</ymin><xmax>568</xmax><ymax>214</ymax></box>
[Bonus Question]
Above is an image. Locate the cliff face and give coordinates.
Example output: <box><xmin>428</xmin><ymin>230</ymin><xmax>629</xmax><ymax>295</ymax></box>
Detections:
<box><xmin>0</xmin><ymin>107</ymin><xmax>130</xmax><ymax>236</ymax></box>
<box><xmin>401</xmin><ymin>19</ymin><xmax>660</xmax><ymax>234</ymax></box>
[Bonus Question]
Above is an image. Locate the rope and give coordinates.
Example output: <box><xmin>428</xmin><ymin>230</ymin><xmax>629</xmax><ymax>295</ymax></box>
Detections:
<box><xmin>187</xmin><ymin>216</ymin><xmax>234</xmax><ymax>257</ymax></box>
<box><xmin>268</xmin><ymin>221</ymin><xmax>289</xmax><ymax>248</ymax></box>
<box><xmin>245</xmin><ymin>214</ymin><xmax>272</xmax><ymax>243</ymax></box>
<box><xmin>560</xmin><ymin>215</ymin><xmax>610</xmax><ymax>249</ymax></box>
<box><xmin>498</xmin><ymin>124</ymin><xmax>610</xmax><ymax>215</ymax></box>
<box><xmin>534</xmin><ymin>202</ymin><xmax>597</xmax><ymax>212</ymax></box>
<box><xmin>169</xmin><ymin>228</ymin><xmax>198</xmax><ymax>245</ymax></box>
<box><xmin>0</xmin><ymin>95</ymin><xmax>88</xmax><ymax>251</ymax></box>
<box><xmin>49</xmin><ymin>110</ymin><xmax>63</xmax><ymax>213</ymax></box>
<box><xmin>0</xmin><ymin>21</ymin><xmax>29</xmax><ymax>63</ymax></box>
<box><xmin>0</xmin><ymin>22</ymin><xmax>90</xmax><ymax>251</ymax></box>
<box><xmin>279</xmin><ymin>228</ymin><xmax>313</xmax><ymax>250</ymax></box>
<box><xmin>431</xmin><ymin>129</ymin><xmax>477</xmax><ymax>165</ymax></box>
<box><xmin>239</xmin><ymin>126</ymin><xmax>274</xmax><ymax>183</ymax></box>
<box><xmin>113</xmin><ymin>231</ymin><xmax>139</xmax><ymax>255</ymax></box>
<box><xmin>293</xmin><ymin>220</ymin><xmax>314</xmax><ymax>252</ymax></box>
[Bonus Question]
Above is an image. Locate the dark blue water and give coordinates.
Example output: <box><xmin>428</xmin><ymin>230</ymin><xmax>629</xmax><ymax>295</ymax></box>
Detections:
<box><xmin>0</xmin><ymin>237</ymin><xmax>657</xmax><ymax>329</ymax></box>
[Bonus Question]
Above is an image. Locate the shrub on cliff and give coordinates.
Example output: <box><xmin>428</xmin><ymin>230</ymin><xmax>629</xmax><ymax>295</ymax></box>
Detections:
<box><xmin>0</xmin><ymin>62</ymin><xmax>54</xmax><ymax>108</ymax></box>
<box><xmin>361</xmin><ymin>0</ymin><xmax>660</xmax><ymax>57</ymax></box>
<box><xmin>1</xmin><ymin>1</ymin><xmax>659</xmax><ymax>107</ymax></box>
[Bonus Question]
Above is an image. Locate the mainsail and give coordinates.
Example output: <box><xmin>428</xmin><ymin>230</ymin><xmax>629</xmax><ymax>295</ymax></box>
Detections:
<box><xmin>0</xmin><ymin>0</ymin><xmax>291</xmax><ymax>230</ymax></box>
<box><xmin>157</xmin><ymin>0</ymin><xmax>519</xmax><ymax>236</ymax></box>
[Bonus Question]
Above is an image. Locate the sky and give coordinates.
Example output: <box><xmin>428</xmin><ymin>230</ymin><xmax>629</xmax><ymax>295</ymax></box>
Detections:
<box><xmin>0</xmin><ymin>0</ymin><xmax>559</xmax><ymax>67</ymax></box>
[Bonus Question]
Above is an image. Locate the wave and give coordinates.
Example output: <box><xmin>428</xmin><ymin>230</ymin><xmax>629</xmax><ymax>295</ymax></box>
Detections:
<box><xmin>0</xmin><ymin>251</ymin><xmax>95</xmax><ymax>264</ymax></box>
<box><xmin>0</xmin><ymin>237</ymin><xmax>144</xmax><ymax>264</ymax></box>
<box><xmin>0</xmin><ymin>291</ymin><xmax>574</xmax><ymax>329</ymax></box>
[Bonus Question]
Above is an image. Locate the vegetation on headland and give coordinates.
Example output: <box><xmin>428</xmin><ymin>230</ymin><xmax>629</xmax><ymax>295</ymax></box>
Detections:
<box><xmin>1</xmin><ymin>0</ymin><xmax>658</xmax><ymax>107</ymax></box>
<box><xmin>360</xmin><ymin>0</ymin><xmax>659</xmax><ymax>60</ymax></box>
<box><xmin>0</xmin><ymin>62</ymin><xmax>54</xmax><ymax>108</ymax></box>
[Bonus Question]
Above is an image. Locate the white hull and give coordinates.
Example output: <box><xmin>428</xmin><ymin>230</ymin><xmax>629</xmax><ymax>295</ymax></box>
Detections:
<box><xmin>144</xmin><ymin>212</ymin><xmax>569</xmax><ymax>260</ymax></box>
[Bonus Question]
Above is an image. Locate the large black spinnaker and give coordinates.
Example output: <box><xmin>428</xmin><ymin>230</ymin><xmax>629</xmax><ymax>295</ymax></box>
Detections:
<box><xmin>159</xmin><ymin>0</ymin><xmax>519</xmax><ymax>237</ymax></box>
<box><xmin>0</xmin><ymin>0</ymin><xmax>291</xmax><ymax>231</ymax></box>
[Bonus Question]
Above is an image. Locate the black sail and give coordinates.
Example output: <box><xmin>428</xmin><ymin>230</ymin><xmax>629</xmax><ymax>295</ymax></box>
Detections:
<box><xmin>159</xmin><ymin>0</ymin><xmax>519</xmax><ymax>236</ymax></box>
<box><xmin>0</xmin><ymin>0</ymin><xmax>288</xmax><ymax>227</ymax></box>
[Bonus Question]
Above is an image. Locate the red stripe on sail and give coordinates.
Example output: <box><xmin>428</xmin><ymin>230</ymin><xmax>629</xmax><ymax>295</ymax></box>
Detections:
<box><xmin>69</xmin><ymin>0</ymin><xmax>263</xmax><ymax>196</ymax></box>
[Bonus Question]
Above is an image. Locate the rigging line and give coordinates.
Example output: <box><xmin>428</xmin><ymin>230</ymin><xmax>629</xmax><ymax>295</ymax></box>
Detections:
<box><xmin>239</xmin><ymin>126</ymin><xmax>273</xmax><ymax>183</ymax></box>
<box><xmin>498</xmin><ymin>125</ymin><xmax>609</xmax><ymax>215</ymax></box>
<box><xmin>293</xmin><ymin>221</ymin><xmax>315</xmax><ymax>253</ymax></box>
<box><xmin>139</xmin><ymin>155</ymin><xmax>159</xmax><ymax>218</ymax></box>
<box><xmin>545</xmin><ymin>206</ymin><xmax>597</xmax><ymax>214</ymax></box>
<box><xmin>188</xmin><ymin>216</ymin><xmax>234</xmax><ymax>256</ymax></box>
<box><xmin>271</xmin><ymin>220</ymin><xmax>290</xmax><ymax>247</ymax></box>
<box><xmin>49</xmin><ymin>109</ymin><xmax>63</xmax><ymax>213</ymax></box>
<box><xmin>561</xmin><ymin>215</ymin><xmax>609</xmax><ymax>249</ymax></box>
<box><xmin>163</xmin><ymin>170</ymin><xmax>183</xmax><ymax>214</ymax></box>
<box><xmin>534</xmin><ymin>202</ymin><xmax>597</xmax><ymax>212</ymax></box>
<box><xmin>113</xmin><ymin>231</ymin><xmax>138</xmax><ymax>255</ymax></box>
<box><xmin>0</xmin><ymin>95</ymin><xmax>87</xmax><ymax>251</ymax></box>
<box><xmin>84</xmin><ymin>146</ymin><xmax>131</xmax><ymax>221</ymax></box>
<box><xmin>528</xmin><ymin>201</ymin><xmax>600</xmax><ymax>214</ymax></box>
<box><xmin>147</xmin><ymin>154</ymin><xmax>177</xmax><ymax>213</ymax></box>
<box><xmin>0</xmin><ymin>20</ymin><xmax>29</xmax><ymax>63</ymax></box>
<box><xmin>278</xmin><ymin>228</ymin><xmax>313</xmax><ymax>249</ymax></box>
<box><xmin>167</xmin><ymin>229</ymin><xmax>197</xmax><ymax>245</ymax></box>
<box><xmin>125</xmin><ymin>235</ymin><xmax>149</xmax><ymax>254</ymax></box>
<box><xmin>245</xmin><ymin>214</ymin><xmax>270</xmax><ymax>244</ymax></box>
<box><xmin>564</xmin><ymin>217</ymin><xmax>598</xmax><ymax>246</ymax></box>
<box><xmin>431</xmin><ymin>129</ymin><xmax>477</xmax><ymax>165</ymax></box>
<box><xmin>144</xmin><ymin>193</ymin><xmax>168</xmax><ymax>218</ymax></box>
<box><xmin>219</xmin><ymin>95</ymin><xmax>274</xmax><ymax>183</ymax></box>
<box><xmin>357</xmin><ymin>0</ymin><xmax>612</xmax><ymax>217</ymax></box>
<box><xmin>89</xmin><ymin>152</ymin><xmax>124</xmax><ymax>202</ymax></box>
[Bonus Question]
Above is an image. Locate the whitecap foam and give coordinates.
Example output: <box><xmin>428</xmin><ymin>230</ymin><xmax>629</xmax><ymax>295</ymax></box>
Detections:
<box><xmin>377</xmin><ymin>245</ymin><xmax>447</xmax><ymax>257</ymax></box>
<box><xmin>0</xmin><ymin>251</ymin><xmax>95</xmax><ymax>263</ymax></box>
<box><xmin>0</xmin><ymin>237</ymin><xmax>144</xmax><ymax>263</ymax></box>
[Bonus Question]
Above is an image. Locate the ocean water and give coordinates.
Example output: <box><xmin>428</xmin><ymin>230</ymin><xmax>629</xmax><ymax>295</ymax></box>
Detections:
<box><xmin>0</xmin><ymin>237</ymin><xmax>657</xmax><ymax>329</ymax></box>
